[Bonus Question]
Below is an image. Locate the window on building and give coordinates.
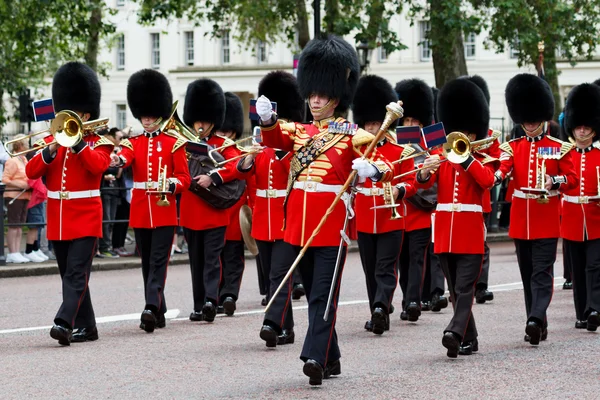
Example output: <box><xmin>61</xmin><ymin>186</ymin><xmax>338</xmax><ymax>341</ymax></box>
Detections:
<box><xmin>116</xmin><ymin>34</ymin><xmax>125</xmax><ymax>70</ymax></box>
<box><xmin>464</xmin><ymin>32</ymin><xmax>477</xmax><ymax>59</ymax></box>
<box><xmin>257</xmin><ymin>40</ymin><xmax>267</xmax><ymax>64</ymax></box>
<box><xmin>510</xmin><ymin>38</ymin><xmax>521</xmax><ymax>59</ymax></box>
<box><xmin>116</xmin><ymin>0</ymin><xmax>125</xmax><ymax>6</ymax></box>
<box><xmin>151</xmin><ymin>33</ymin><xmax>160</xmax><ymax>69</ymax></box>
<box><xmin>419</xmin><ymin>21</ymin><xmax>432</xmax><ymax>61</ymax></box>
<box><xmin>184</xmin><ymin>31</ymin><xmax>194</xmax><ymax>66</ymax></box>
<box><xmin>116</xmin><ymin>104</ymin><xmax>127</xmax><ymax>129</ymax></box>
<box><xmin>378</xmin><ymin>45</ymin><xmax>388</xmax><ymax>63</ymax></box>
<box><xmin>221</xmin><ymin>31</ymin><xmax>230</xmax><ymax>65</ymax></box>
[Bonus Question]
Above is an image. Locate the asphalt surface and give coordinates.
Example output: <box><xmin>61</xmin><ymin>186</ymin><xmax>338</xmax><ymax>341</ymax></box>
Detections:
<box><xmin>1</xmin><ymin>241</ymin><xmax>597</xmax><ymax>399</ymax></box>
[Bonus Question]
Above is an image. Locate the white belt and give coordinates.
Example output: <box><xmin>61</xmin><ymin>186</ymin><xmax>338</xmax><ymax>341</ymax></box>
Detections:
<box><xmin>133</xmin><ymin>181</ymin><xmax>159</xmax><ymax>190</ymax></box>
<box><xmin>293</xmin><ymin>181</ymin><xmax>343</xmax><ymax>193</ymax></box>
<box><xmin>436</xmin><ymin>203</ymin><xmax>482</xmax><ymax>213</ymax></box>
<box><xmin>513</xmin><ymin>189</ymin><xmax>559</xmax><ymax>200</ymax></box>
<box><xmin>563</xmin><ymin>194</ymin><xmax>596</xmax><ymax>204</ymax></box>
<box><xmin>48</xmin><ymin>190</ymin><xmax>100</xmax><ymax>200</ymax></box>
<box><xmin>256</xmin><ymin>189</ymin><xmax>286</xmax><ymax>198</ymax></box>
<box><xmin>358</xmin><ymin>187</ymin><xmax>385</xmax><ymax>196</ymax></box>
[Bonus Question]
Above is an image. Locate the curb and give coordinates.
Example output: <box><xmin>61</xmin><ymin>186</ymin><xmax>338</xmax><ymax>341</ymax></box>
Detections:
<box><xmin>0</xmin><ymin>233</ymin><xmax>511</xmax><ymax>279</ymax></box>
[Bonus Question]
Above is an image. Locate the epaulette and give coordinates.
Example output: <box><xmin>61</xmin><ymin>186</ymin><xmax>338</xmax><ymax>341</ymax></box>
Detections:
<box><xmin>400</xmin><ymin>145</ymin><xmax>415</xmax><ymax>158</ymax></box>
<box><xmin>280</xmin><ymin>122</ymin><xmax>303</xmax><ymax>135</ymax></box>
<box><xmin>479</xmin><ymin>153</ymin><xmax>499</xmax><ymax>165</ymax></box>
<box><xmin>172</xmin><ymin>137</ymin><xmax>187</xmax><ymax>153</ymax></box>
<box><xmin>94</xmin><ymin>136</ymin><xmax>114</xmax><ymax>147</ymax></box>
<box><xmin>499</xmin><ymin>141</ymin><xmax>513</xmax><ymax>156</ymax></box>
<box><xmin>593</xmin><ymin>141</ymin><xmax>600</xmax><ymax>150</ymax></box>
<box><xmin>163</xmin><ymin>129</ymin><xmax>181</xmax><ymax>140</ymax></box>
<box><xmin>120</xmin><ymin>138</ymin><xmax>133</xmax><ymax>150</ymax></box>
<box><xmin>547</xmin><ymin>136</ymin><xmax>574</xmax><ymax>158</ymax></box>
<box><xmin>352</xmin><ymin>128</ymin><xmax>375</xmax><ymax>147</ymax></box>
<box><xmin>568</xmin><ymin>136</ymin><xmax>576</xmax><ymax>145</ymax></box>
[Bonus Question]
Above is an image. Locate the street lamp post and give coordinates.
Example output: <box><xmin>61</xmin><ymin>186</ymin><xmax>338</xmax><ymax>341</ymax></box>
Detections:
<box><xmin>314</xmin><ymin>0</ymin><xmax>321</xmax><ymax>38</ymax></box>
<box><xmin>356</xmin><ymin>41</ymin><xmax>372</xmax><ymax>75</ymax></box>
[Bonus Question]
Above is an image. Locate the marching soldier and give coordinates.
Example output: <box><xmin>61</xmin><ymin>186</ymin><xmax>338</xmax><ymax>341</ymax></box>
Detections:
<box><xmin>218</xmin><ymin>92</ymin><xmax>248</xmax><ymax>316</ymax></box>
<box><xmin>352</xmin><ymin>75</ymin><xmax>417</xmax><ymax>335</ymax></box>
<box><xmin>458</xmin><ymin>75</ymin><xmax>500</xmax><ymax>304</ymax></box>
<box><xmin>256</xmin><ymin>35</ymin><xmax>394</xmax><ymax>386</ymax></box>
<box><xmin>561</xmin><ymin>83</ymin><xmax>600</xmax><ymax>331</ymax></box>
<box><xmin>239</xmin><ymin>71</ymin><xmax>304</xmax><ymax>347</ymax></box>
<box><xmin>394</xmin><ymin>79</ymin><xmax>447</xmax><ymax>320</ymax></box>
<box><xmin>180</xmin><ymin>79</ymin><xmax>241</xmax><ymax>323</ymax></box>
<box><xmin>26</xmin><ymin>62</ymin><xmax>113</xmax><ymax>345</ymax></box>
<box><xmin>112</xmin><ymin>69</ymin><xmax>191</xmax><ymax>333</ymax></box>
<box><xmin>495</xmin><ymin>73</ymin><xmax>577</xmax><ymax>345</ymax></box>
<box><xmin>417</xmin><ymin>78</ymin><xmax>499</xmax><ymax>357</ymax></box>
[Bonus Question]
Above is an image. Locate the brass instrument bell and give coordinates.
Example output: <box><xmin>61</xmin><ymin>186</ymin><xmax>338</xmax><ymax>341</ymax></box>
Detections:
<box><xmin>155</xmin><ymin>157</ymin><xmax>171</xmax><ymax>207</ymax></box>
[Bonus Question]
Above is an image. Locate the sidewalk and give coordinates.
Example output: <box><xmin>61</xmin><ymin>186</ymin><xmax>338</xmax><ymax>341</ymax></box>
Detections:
<box><xmin>0</xmin><ymin>231</ymin><xmax>511</xmax><ymax>279</ymax></box>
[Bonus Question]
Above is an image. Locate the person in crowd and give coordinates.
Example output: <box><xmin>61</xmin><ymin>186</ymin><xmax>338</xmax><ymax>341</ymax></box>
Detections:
<box><xmin>98</xmin><ymin>127</ymin><xmax>123</xmax><ymax>258</ymax></box>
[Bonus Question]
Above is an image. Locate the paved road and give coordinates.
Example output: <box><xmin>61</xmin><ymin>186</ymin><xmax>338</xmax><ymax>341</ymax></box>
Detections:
<box><xmin>0</xmin><ymin>241</ymin><xmax>597</xmax><ymax>399</ymax></box>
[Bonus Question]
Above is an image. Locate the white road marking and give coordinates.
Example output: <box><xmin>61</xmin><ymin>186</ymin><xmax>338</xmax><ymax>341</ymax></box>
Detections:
<box><xmin>0</xmin><ymin>278</ymin><xmax>567</xmax><ymax>335</ymax></box>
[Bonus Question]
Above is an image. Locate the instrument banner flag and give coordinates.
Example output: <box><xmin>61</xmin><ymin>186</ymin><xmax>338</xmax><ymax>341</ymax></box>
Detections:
<box><xmin>422</xmin><ymin>122</ymin><xmax>447</xmax><ymax>148</ymax></box>
<box><xmin>395</xmin><ymin>125</ymin><xmax>422</xmax><ymax>144</ymax></box>
<box><xmin>249</xmin><ymin>99</ymin><xmax>277</xmax><ymax>121</ymax></box>
<box><xmin>32</xmin><ymin>98</ymin><xmax>55</xmax><ymax>122</ymax></box>
<box><xmin>186</xmin><ymin>141</ymin><xmax>211</xmax><ymax>156</ymax></box>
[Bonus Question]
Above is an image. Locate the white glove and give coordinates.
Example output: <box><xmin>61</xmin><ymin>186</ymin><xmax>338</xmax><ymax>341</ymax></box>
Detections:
<box><xmin>256</xmin><ymin>95</ymin><xmax>274</xmax><ymax>122</ymax></box>
<box><xmin>352</xmin><ymin>158</ymin><xmax>377</xmax><ymax>178</ymax></box>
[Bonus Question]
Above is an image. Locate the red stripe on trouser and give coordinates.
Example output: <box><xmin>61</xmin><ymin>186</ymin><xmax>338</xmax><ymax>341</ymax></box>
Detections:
<box><xmin>280</xmin><ymin>277</ymin><xmax>293</xmax><ymax>328</ymax></box>
<box><xmin>72</xmin><ymin>240</ymin><xmax>97</xmax><ymax>328</ymax></box>
<box><xmin>461</xmin><ymin>255</ymin><xmax>483</xmax><ymax>340</ymax></box>
<box><xmin>157</xmin><ymin>228</ymin><xmax>175</xmax><ymax>312</ymax></box>
<box><xmin>325</xmin><ymin>259</ymin><xmax>345</xmax><ymax>367</ymax></box>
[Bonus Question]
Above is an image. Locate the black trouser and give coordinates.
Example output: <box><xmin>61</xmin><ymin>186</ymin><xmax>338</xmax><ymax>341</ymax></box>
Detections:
<box><xmin>514</xmin><ymin>238</ymin><xmax>558</xmax><ymax>325</ymax></box>
<box><xmin>563</xmin><ymin>238</ymin><xmax>572</xmax><ymax>282</ymax></box>
<box><xmin>184</xmin><ymin>226</ymin><xmax>226</xmax><ymax>309</ymax></box>
<box><xmin>259</xmin><ymin>240</ymin><xmax>294</xmax><ymax>332</ymax></box>
<box><xmin>100</xmin><ymin>196</ymin><xmax>120</xmax><ymax>252</ymax></box>
<box><xmin>256</xmin><ymin>240</ymin><xmax>271</xmax><ymax>296</ymax></box>
<box><xmin>439</xmin><ymin>253</ymin><xmax>483</xmax><ymax>342</ymax></box>
<box><xmin>399</xmin><ymin>228</ymin><xmax>430</xmax><ymax>308</ymax></box>
<box><xmin>422</xmin><ymin>245</ymin><xmax>446</xmax><ymax>301</ymax></box>
<box><xmin>564</xmin><ymin>238</ymin><xmax>600</xmax><ymax>320</ymax></box>
<box><xmin>112</xmin><ymin>201</ymin><xmax>130</xmax><ymax>249</ymax></box>
<box><xmin>289</xmin><ymin>245</ymin><xmax>345</xmax><ymax>368</ymax></box>
<box><xmin>134</xmin><ymin>226</ymin><xmax>174</xmax><ymax>315</ymax></box>
<box><xmin>357</xmin><ymin>230</ymin><xmax>403</xmax><ymax>313</ymax></box>
<box><xmin>476</xmin><ymin>213</ymin><xmax>490</xmax><ymax>290</ymax></box>
<box><xmin>220</xmin><ymin>240</ymin><xmax>245</xmax><ymax>301</ymax></box>
<box><xmin>52</xmin><ymin>237</ymin><xmax>98</xmax><ymax>329</ymax></box>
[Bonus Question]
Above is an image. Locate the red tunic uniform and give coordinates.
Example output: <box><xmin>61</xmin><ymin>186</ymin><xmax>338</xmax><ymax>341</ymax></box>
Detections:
<box><xmin>355</xmin><ymin>136</ymin><xmax>417</xmax><ymax>234</ymax></box>
<box><xmin>118</xmin><ymin>131</ymin><xmax>190</xmax><ymax>229</ymax></box>
<box><xmin>179</xmin><ymin>135</ymin><xmax>245</xmax><ymax>231</ymax></box>
<box><xmin>418</xmin><ymin>154</ymin><xmax>498</xmax><ymax>254</ymax></box>
<box><xmin>261</xmin><ymin>117</ymin><xmax>393</xmax><ymax>247</ymax></box>
<box><xmin>480</xmin><ymin>130</ymin><xmax>502</xmax><ymax>213</ymax></box>
<box><xmin>497</xmin><ymin>133</ymin><xmax>578</xmax><ymax>240</ymax></box>
<box><xmin>248</xmin><ymin>148</ymin><xmax>289</xmax><ymax>242</ymax></box>
<box><xmin>560</xmin><ymin>144</ymin><xmax>600</xmax><ymax>241</ymax></box>
<box><xmin>26</xmin><ymin>134</ymin><xmax>114</xmax><ymax>241</ymax></box>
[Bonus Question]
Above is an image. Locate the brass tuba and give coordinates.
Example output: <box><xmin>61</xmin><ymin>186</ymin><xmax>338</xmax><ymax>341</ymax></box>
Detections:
<box><xmin>160</xmin><ymin>101</ymin><xmax>198</xmax><ymax>142</ymax></box>
<box><xmin>4</xmin><ymin>110</ymin><xmax>109</xmax><ymax>157</ymax></box>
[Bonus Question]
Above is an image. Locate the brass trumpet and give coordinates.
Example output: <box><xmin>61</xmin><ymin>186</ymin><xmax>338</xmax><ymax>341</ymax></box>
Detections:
<box><xmin>146</xmin><ymin>156</ymin><xmax>171</xmax><ymax>207</ymax></box>
<box><xmin>370</xmin><ymin>182</ymin><xmax>402</xmax><ymax>219</ymax></box>
<box><xmin>4</xmin><ymin>110</ymin><xmax>109</xmax><ymax>157</ymax></box>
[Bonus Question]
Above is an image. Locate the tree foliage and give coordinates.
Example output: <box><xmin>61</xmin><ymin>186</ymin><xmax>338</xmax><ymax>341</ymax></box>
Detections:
<box><xmin>478</xmin><ymin>0</ymin><xmax>600</xmax><ymax>117</ymax></box>
<box><xmin>0</xmin><ymin>0</ymin><xmax>115</xmax><ymax>126</ymax></box>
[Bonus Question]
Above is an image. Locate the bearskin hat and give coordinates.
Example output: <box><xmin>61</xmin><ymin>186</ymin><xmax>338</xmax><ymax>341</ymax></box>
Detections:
<box><xmin>258</xmin><ymin>71</ymin><xmax>304</xmax><ymax>122</ymax></box>
<box><xmin>564</xmin><ymin>83</ymin><xmax>600</xmax><ymax>141</ymax></box>
<box><xmin>127</xmin><ymin>69</ymin><xmax>173</xmax><ymax>120</ymax></box>
<box><xmin>593</xmin><ymin>79</ymin><xmax>600</xmax><ymax>87</ymax></box>
<box><xmin>220</xmin><ymin>92</ymin><xmax>244</xmax><ymax>139</ymax></box>
<box><xmin>437</xmin><ymin>78</ymin><xmax>490</xmax><ymax>141</ymax></box>
<box><xmin>352</xmin><ymin>75</ymin><xmax>399</xmax><ymax>130</ymax></box>
<box><xmin>505</xmin><ymin>73</ymin><xmax>554</xmax><ymax>124</ymax></box>
<box><xmin>183</xmin><ymin>79</ymin><xmax>226</xmax><ymax>131</ymax></box>
<box><xmin>297</xmin><ymin>35</ymin><xmax>360</xmax><ymax>114</ymax></box>
<box><xmin>52</xmin><ymin>62</ymin><xmax>101</xmax><ymax>120</ymax></box>
<box><xmin>394</xmin><ymin>79</ymin><xmax>434</xmax><ymax>126</ymax></box>
<box><xmin>458</xmin><ymin>75</ymin><xmax>490</xmax><ymax>104</ymax></box>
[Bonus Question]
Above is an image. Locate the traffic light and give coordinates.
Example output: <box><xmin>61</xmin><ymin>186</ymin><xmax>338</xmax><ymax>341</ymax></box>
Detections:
<box><xmin>18</xmin><ymin>93</ymin><xmax>34</xmax><ymax>123</ymax></box>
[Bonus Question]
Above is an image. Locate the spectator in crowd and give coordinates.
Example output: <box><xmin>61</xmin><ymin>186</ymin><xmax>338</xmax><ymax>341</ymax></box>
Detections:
<box><xmin>0</xmin><ymin>141</ymin><xmax>9</xmax><ymax>177</ymax></box>
<box><xmin>98</xmin><ymin>128</ymin><xmax>123</xmax><ymax>258</ymax></box>
<box><xmin>2</xmin><ymin>135</ymin><xmax>31</xmax><ymax>263</ymax></box>
<box><xmin>24</xmin><ymin>176</ymin><xmax>49</xmax><ymax>262</ymax></box>
<box><xmin>111</xmin><ymin>126</ymin><xmax>134</xmax><ymax>257</ymax></box>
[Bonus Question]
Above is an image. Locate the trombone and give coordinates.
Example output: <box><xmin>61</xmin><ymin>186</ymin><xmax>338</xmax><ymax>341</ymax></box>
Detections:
<box><xmin>160</xmin><ymin>101</ymin><xmax>198</xmax><ymax>142</ymax></box>
<box><xmin>4</xmin><ymin>110</ymin><xmax>109</xmax><ymax>157</ymax></box>
<box><xmin>207</xmin><ymin>136</ymin><xmax>264</xmax><ymax>166</ymax></box>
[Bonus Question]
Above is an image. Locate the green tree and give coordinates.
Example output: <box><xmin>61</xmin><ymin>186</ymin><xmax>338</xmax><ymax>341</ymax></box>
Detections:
<box><xmin>480</xmin><ymin>0</ymin><xmax>600</xmax><ymax>118</ymax></box>
<box><xmin>0</xmin><ymin>0</ymin><xmax>115</xmax><ymax>126</ymax></box>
